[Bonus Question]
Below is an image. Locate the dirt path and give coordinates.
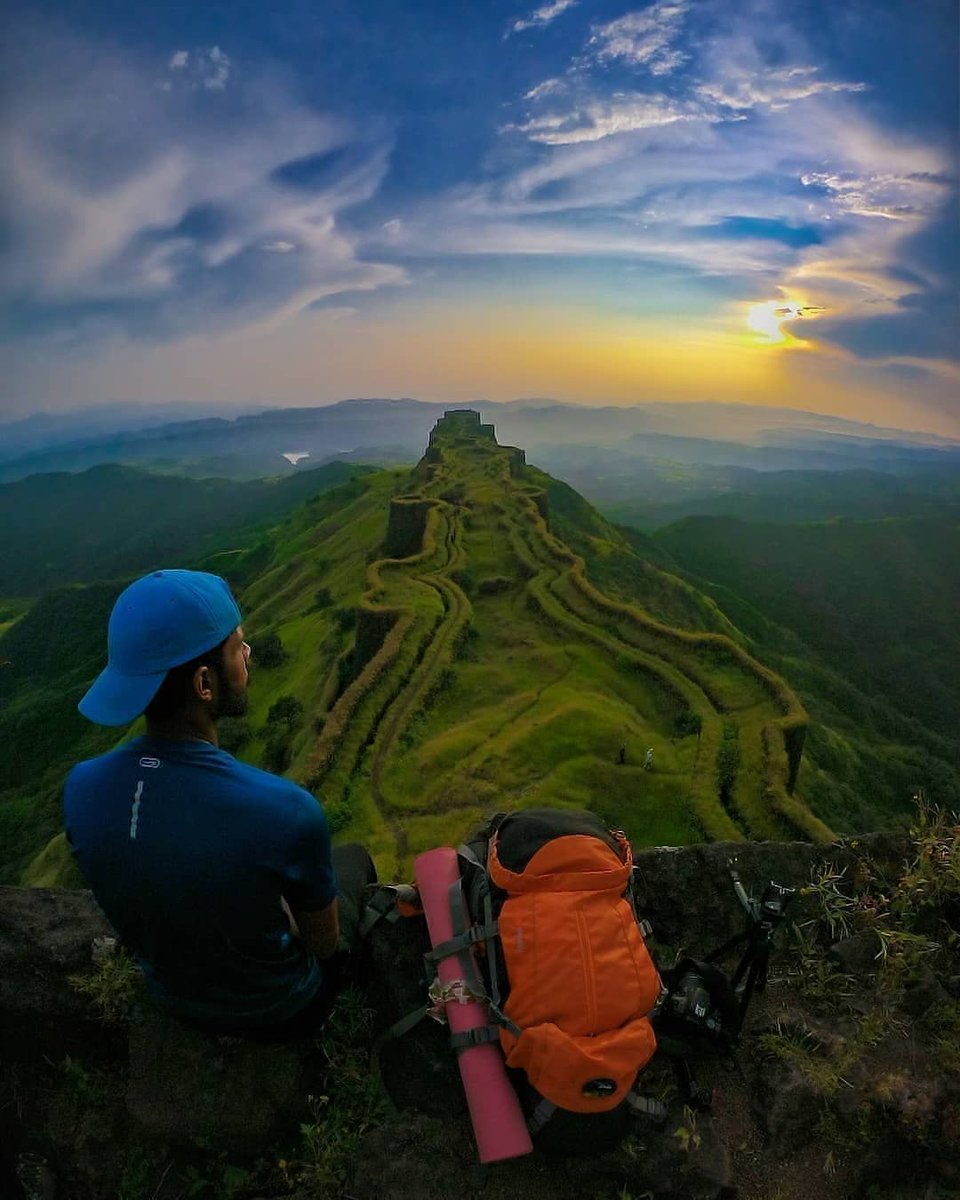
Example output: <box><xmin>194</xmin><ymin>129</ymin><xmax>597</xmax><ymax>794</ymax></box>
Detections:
<box><xmin>367</xmin><ymin>505</ymin><xmax>469</xmax><ymax>865</ymax></box>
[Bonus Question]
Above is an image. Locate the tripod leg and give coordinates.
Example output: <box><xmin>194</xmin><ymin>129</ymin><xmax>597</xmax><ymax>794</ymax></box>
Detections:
<box><xmin>672</xmin><ymin>1057</ymin><xmax>714</xmax><ymax>1112</ymax></box>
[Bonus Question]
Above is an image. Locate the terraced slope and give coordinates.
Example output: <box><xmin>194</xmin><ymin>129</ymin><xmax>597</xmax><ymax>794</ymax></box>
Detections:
<box><xmin>14</xmin><ymin>411</ymin><xmax>837</xmax><ymax>888</ymax></box>
<box><xmin>294</xmin><ymin>412</ymin><xmax>832</xmax><ymax>879</ymax></box>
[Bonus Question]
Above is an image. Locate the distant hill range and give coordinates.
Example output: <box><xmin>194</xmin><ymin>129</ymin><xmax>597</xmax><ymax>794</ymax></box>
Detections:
<box><xmin>2</xmin><ymin>397</ymin><xmax>957</xmax><ymax>484</ymax></box>
<box><xmin>2</xmin><ymin>410</ymin><xmax>956</xmax><ymax>887</ymax></box>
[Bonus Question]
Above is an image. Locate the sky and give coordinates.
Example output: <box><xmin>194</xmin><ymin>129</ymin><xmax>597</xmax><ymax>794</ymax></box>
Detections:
<box><xmin>2</xmin><ymin>0</ymin><xmax>958</xmax><ymax>436</ymax></box>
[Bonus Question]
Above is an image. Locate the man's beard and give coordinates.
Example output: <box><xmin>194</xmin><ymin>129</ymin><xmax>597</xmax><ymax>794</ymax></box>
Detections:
<box><xmin>218</xmin><ymin>688</ymin><xmax>249</xmax><ymax>718</ymax></box>
<box><xmin>213</xmin><ymin>664</ymin><xmax>249</xmax><ymax>719</ymax></box>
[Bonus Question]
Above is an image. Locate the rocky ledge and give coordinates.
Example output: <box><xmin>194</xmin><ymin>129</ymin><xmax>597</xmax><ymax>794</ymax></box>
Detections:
<box><xmin>1</xmin><ymin>829</ymin><xmax>958</xmax><ymax>1200</ymax></box>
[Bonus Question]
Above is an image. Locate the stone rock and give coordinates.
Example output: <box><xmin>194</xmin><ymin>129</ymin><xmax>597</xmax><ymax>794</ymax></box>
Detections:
<box><xmin>829</xmin><ymin>930</ymin><xmax>880</xmax><ymax>976</ymax></box>
<box><xmin>349</xmin><ymin>1109</ymin><xmax>731</xmax><ymax>1200</ymax></box>
<box><xmin>632</xmin><ymin>833</ymin><xmax>909</xmax><ymax>962</ymax></box>
<box><xmin>0</xmin><ymin>885</ymin><xmax>113</xmax><ymax>1060</ymax></box>
<box><xmin>126</xmin><ymin>1003</ymin><xmax>308</xmax><ymax>1153</ymax></box>
<box><xmin>632</xmin><ymin>840</ymin><xmax>820</xmax><ymax>955</ymax></box>
<box><xmin>901</xmin><ymin>967</ymin><xmax>950</xmax><ymax>1018</ymax></box>
<box><xmin>751</xmin><ymin>1058</ymin><xmax>822</xmax><ymax>1157</ymax></box>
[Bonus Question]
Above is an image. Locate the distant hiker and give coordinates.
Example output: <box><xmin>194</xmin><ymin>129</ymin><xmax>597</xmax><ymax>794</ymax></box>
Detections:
<box><xmin>642</xmin><ymin>747</ymin><xmax>654</xmax><ymax>771</ymax></box>
<box><xmin>64</xmin><ymin>569</ymin><xmax>375</xmax><ymax>1041</ymax></box>
<box><xmin>618</xmin><ymin>745</ymin><xmax>627</xmax><ymax>766</ymax></box>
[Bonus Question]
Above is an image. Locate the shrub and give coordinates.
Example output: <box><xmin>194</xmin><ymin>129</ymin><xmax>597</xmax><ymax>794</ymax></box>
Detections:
<box><xmin>675</xmin><ymin>710</ymin><xmax>703</xmax><ymax>738</ymax></box>
<box><xmin>218</xmin><ymin>717</ymin><xmax>252</xmax><ymax>754</ymax></box>
<box><xmin>263</xmin><ymin>732</ymin><xmax>292</xmax><ymax>773</ymax></box>
<box><xmin>451</xmin><ymin>567</ymin><xmax>475</xmax><ymax>595</ymax></box>
<box><xmin>332</xmin><ymin>607</ymin><xmax>355</xmax><ymax>633</ymax></box>
<box><xmin>249</xmin><ymin>632</ymin><xmax>285</xmax><ymax>667</ymax></box>
<box><xmin>313</xmin><ymin>587</ymin><xmax>335</xmax><ymax>611</ymax></box>
<box><xmin>477</xmin><ymin>574</ymin><xmax>512</xmax><ymax>595</ymax></box>
<box><xmin>267</xmin><ymin>694</ymin><xmax>304</xmax><ymax>730</ymax></box>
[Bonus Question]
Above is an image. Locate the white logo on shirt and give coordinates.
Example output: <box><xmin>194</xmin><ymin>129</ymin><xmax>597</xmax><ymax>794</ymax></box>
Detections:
<box><xmin>139</xmin><ymin>757</ymin><xmax>161</xmax><ymax>769</ymax></box>
<box><xmin>130</xmin><ymin>780</ymin><xmax>144</xmax><ymax>840</ymax></box>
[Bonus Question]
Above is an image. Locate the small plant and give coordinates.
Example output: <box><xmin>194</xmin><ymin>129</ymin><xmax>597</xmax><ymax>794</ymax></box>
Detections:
<box><xmin>786</xmin><ymin>922</ymin><xmax>857</xmax><ymax>1012</ymax></box>
<box><xmin>919</xmin><ymin>998</ymin><xmax>960</xmax><ymax>1075</ymax></box>
<box><xmin>873</xmin><ymin>927</ymin><xmax>940</xmax><ymax>977</ymax></box>
<box><xmin>281</xmin><ymin>987</ymin><xmax>387</xmax><ymax>1192</ymax></box>
<box><xmin>672</xmin><ymin>1104</ymin><xmax>702</xmax><ymax>1154</ymax></box>
<box><xmin>801</xmin><ymin>862</ymin><xmax>858</xmax><ymax>941</ymax></box>
<box><xmin>69</xmin><ymin>943</ymin><xmax>141</xmax><ymax>1022</ymax></box>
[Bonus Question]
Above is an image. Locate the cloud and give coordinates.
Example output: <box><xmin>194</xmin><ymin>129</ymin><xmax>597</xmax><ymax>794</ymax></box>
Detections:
<box><xmin>698</xmin><ymin>65</ymin><xmax>866</xmax><ymax>112</ymax></box>
<box><xmin>161</xmin><ymin>44</ymin><xmax>232</xmax><ymax>92</ymax></box>
<box><xmin>523</xmin><ymin>78</ymin><xmax>565</xmax><ymax>101</ymax></box>
<box><xmin>484</xmin><ymin>0</ymin><xmax>956</xmax><ymax>368</ymax></box>
<box><xmin>587</xmin><ymin>3</ymin><xmax>689</xmax><ymax>75</ymax></box>
<box><xmin>507</xmin><ymin>92</ymin><xmax>713</xmax><ymax>144</ymax></box>
<box><xmin>202</xmin><ymin>46</ymin><xmax>231</xmax><ymax>91</ymax></box>
<box><xmin>509</xmin><ymin>0</ymin><xmax>578</xmax><ymax>36</ymax></box>
<box><xmin>800</xmin><ymin>170</ymin><xmax>949</xmax><ymax>221</ymax></box>
<box><xmin>0</xmin><ymin>24</ymin><xmax>404</xmax><ymax>344</ymax></box>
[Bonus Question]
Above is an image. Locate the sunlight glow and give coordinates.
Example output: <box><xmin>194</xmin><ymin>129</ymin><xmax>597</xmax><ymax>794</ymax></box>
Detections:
<box><xmin>746</xmin><ymin>300</ymin><xmax>808</xmax><ymax>344</ymax></box>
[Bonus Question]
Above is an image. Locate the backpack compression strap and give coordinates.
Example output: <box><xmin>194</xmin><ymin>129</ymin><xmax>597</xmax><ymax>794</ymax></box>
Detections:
<box><xmin>431</xmin><ymin>875</ymin><xmax>520</xmax><ymax>1042</ymax></box>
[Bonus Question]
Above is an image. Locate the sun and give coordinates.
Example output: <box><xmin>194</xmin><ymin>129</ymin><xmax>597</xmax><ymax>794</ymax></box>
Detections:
<box><xmin>746</xmin><ymin>300</ymin><xmax>807</xmax><ymax>344</ymax></box>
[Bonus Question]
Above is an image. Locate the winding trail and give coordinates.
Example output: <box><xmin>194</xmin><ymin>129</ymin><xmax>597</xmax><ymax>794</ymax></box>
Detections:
<box><xmin>367</xmin><ymin>504</ymin><xmax>470</xmax><ymax>862</ymax></box>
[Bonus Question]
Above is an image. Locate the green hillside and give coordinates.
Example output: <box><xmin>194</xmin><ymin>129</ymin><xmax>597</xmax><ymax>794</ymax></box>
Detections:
<box><xmin>220</xmin><ymin>411</ymin><xmax>827</xmax><ymax>881</ymax></box>
<box><xmin>0</xmin><ymin>460</ymin><xmax>375</xmax><ymax>596</ymax></box>
<box><xmin>600</xmin><ymin>467</ymin><xmax>960</xmax><ymax>530</ymax></box>
<box><xmin>11</xmin><ymin>411</ymin><xmax>954</xmax><ymax>889</ymax></box>
<box><xmin>655</xmin><ymin>515</ymin><xmax>960</xmax><ymax>738</ymax></box>
<box><xmin>0</xmin><ymin>464</ymin><xmax>378</xmax><ymax>883</ymax></box>
<box><xmin>653</xmin><ymin>515</ymin><xmax>960</xmax><ymax>830</ymax></box>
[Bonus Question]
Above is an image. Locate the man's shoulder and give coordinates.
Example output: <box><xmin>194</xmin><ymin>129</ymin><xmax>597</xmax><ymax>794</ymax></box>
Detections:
<box><xmin>66</xmin><ymin>743</ymin><xmax>135</xmax><ymax>789</ymax></box>
<box><xmin>217</xmin><ymin>753</ymin><xmax>315</xmax><ymax>809</ymax></box>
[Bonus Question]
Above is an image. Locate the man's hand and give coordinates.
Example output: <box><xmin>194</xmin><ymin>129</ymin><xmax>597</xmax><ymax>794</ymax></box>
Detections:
<box><xmin>282</xmin><ymin>895</ymin><xmax>340</xmax><ymax>960</ymax></box>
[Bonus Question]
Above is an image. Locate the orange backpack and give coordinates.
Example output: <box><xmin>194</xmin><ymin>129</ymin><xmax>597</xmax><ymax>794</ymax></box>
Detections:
<box><xmin>487</xmin><ymin>826</ymin><xmax>661</xmax><ymax>1113</ymax></box>
<box><xmin>452</xmin><ymin>808</ymin><xmax>663</xmax><ymax>1143</ymax></box>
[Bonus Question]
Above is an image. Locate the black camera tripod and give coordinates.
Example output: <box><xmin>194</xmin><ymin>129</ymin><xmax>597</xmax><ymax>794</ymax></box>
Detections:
<box><xmin>649</xmin><ymin>863</ymin><xmax>795</xmax><ymax>1112</ymax></box>
<box><xmin>705</xmin><ymin>863</ymin><xmax>795</xmax><ymax>1033</ymax></box>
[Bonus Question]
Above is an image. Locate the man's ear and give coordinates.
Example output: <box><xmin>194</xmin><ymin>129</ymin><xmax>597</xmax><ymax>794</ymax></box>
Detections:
<box><xmin>193</xmin><ymin>665</ymin><xmax>215</xmax><ymax>704</ymax></box>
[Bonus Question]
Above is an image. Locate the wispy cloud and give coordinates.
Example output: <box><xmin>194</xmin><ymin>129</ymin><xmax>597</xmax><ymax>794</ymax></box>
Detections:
<box><xmin>483</xmin><ymin>1</ymin><xmax>956</xmax><ymax>368</ymax></box>
<box><xmin>587</xmin><ymin>2</ymin><xmax>689</xmax><ymax>75</ymax></box>
<box><xmin>508</xmin><ymin>0</ymin><xmax>578</xmax><ymax>37</ymax></box>
<box><xmin>698</xmin><ymin>65</ymin><xmax>866</xmax><ymax>112</ymax></box>
<box><xmin>507</xmin><ymin>92</ymin><xmax>713</xmax><ymax>144</ymax></box>
<box><xmin>800</xmin><ymin>170</ymin><xmax>949</xmax><ymax>221</ymax></box>
<box><xmin>1</xmin><ymin>25</ymin><xmax>404</xmax><ymax>343</ymax></box>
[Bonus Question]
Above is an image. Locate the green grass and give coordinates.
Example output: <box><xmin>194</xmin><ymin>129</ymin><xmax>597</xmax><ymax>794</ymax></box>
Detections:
<box><xmin>8</xmin><ymin>419</ymin><xmax>864</xmax><ymax>887</ymax></box>
<box><xmin>278</xmin><ymin>416</ymin><xmax>823</xmax><ymax>877</ymax></box>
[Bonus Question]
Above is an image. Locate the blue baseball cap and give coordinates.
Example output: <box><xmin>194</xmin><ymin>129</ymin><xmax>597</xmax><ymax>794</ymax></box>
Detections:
<box><xmin>79</xmin><ymin>570</ymin><xmax>243</xmax><ymax>726</ymax></box>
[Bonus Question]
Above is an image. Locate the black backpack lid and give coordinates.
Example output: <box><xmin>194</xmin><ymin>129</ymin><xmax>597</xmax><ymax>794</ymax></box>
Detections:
<box><xmin>495</xmin><ymin>807</ymin><xmax>622</xmax><ymax>873</ymax></box>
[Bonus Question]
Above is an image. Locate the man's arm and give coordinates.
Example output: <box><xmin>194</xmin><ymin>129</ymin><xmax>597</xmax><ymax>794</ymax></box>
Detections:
<box><xmin>282</xmin><ymin>894</ymin><xmax>340</xmax><ymax>960</ymax></box>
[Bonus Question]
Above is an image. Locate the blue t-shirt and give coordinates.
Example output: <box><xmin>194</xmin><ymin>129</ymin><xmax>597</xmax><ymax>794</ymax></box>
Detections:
<box><xmin>64</xmin><ymin>735</ymin><xmax>338</xmax><ymax>1026</ymax></box>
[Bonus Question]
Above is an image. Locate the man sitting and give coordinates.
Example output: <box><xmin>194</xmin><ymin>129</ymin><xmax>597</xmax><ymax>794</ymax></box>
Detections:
<box><xmin>65</xmin><ymin>568</ymin><xmax>374</xmax><ymax>1040</ymax></box>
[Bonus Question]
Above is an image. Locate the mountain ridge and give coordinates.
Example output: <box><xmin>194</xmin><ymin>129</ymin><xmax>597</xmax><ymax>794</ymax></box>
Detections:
<box><xmin>4</xmin><ymin>410</ymin><xmax>955</xmax><ymax>888</ymax></box>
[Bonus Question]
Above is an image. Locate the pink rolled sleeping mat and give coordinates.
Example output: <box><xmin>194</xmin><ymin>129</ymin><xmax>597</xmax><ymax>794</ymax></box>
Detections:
<box><xmin>414</xmin><ymin>846</ymin><xmax>533</xmax><ymax>1163</ymax></box>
